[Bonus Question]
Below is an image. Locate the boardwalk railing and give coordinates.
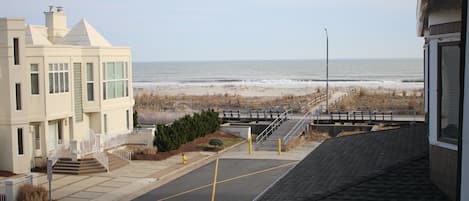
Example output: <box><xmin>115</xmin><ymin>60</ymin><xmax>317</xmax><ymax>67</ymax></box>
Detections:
<box><xmin>301</xmin><ymin>94</ymin><xmax>327</xmax><ymax>112</ymax></box>
<box><xmin>255</xmin><ymin>110</ymin><xmax>290</xmax><ymax>144</ymax></box>
<box><xmin>221</xmin><ymin>109</ymin><xmax>286</xmax><ymax>121</ymax></box>
<box><xmin>282</xmin><ymin>112</ymin><xmax>311</xmax><ymax>145</ymax></box>
<box><xmin>314</xmin><ymin>110</ymin><xmax>420</xmax><ymax>123</ymax></box>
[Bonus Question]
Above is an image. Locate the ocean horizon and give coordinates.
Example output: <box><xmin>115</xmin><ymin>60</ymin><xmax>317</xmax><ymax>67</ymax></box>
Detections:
<box><xmin>133</xmin><ymin>58</ymin><xmax>423</xmax><ymax>89</ymax></box>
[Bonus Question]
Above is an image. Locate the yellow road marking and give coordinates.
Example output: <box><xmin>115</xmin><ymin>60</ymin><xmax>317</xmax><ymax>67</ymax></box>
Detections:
<box><xmin>157</xmin><ymin>161</ymin><xmax>297</xmax><ymax>201</ymax></box>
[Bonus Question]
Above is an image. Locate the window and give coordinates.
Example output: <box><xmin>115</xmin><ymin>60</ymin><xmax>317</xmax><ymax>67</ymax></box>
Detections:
<box><xmin>58</xmin><ymin>121</ymin><xmax>63</xmax><ymax>144</ymax></box>
<box><xmin>438</xmin><ymin>42</ymin><xmax>461</xmax><ymax>144</ymax></box>
<box><xmin>87</xmin><ymin>63</ymin><xmax>94</xmax><ymax>101</ymax></box>
<box><xmin>31</xmin><ymin>64</ymin><xmax>39</xmax><ymax>94</ymax></box>
<box><xmin>17</xmin><ymin>128</ymin><xmax>23</xmax><ymax>155</ymax></box>
<box><xmin>13</xmin><ymin>38</ymin><xmax>19</xmax><ymax>65</ymax></box>
<box><xmin>103</xmin><ymin>62</ymin><xmax>129</xmax><ymax>99</ymax></box>
<box><xmin>15</xmin><ymin>83</ymin><xmax>21</xmax><ymax>110</ymax></box>
<box><xmin>33</xmin><ymin>125</ymin><xmax>40</xmax><ymax>150</ymax></box>
<box><xmin>104</xmin><ymin>114</ymin><xmax>108</xmax><ymax>134</ymax></box>
<box><xmin>126</xmin><ymin>110</ymin><xmax>130</xmax><ymax>130</ymax></box>
<box><xmin>49</xmin><ymin>63</ymin><xmax>69</xmax><ymax>94</ymax></box>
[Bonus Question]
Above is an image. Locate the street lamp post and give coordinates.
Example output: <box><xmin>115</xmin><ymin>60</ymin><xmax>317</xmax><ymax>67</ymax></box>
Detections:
<box><xmin>324</xmin><ymin>28</ymin><xmax>329</xmax><ymax>114</ymax></box>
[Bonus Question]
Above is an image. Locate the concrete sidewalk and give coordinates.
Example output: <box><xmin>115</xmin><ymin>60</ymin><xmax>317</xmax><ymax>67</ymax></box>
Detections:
<box><xmin>32</xmin><ymin>151</ymin><xmax>215</xmax><ymax>201</ymax></box>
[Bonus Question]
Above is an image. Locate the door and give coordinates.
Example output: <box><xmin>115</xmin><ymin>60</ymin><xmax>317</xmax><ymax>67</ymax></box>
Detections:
<box><xmin>48</xmin><ymin>122</ymin><xmax>58</xmax><ymax>152</ymax></box>
<box><xmin>32</xmin><ymin>124</ymin><xmax>42</xmax><ymax>156</ymax></box>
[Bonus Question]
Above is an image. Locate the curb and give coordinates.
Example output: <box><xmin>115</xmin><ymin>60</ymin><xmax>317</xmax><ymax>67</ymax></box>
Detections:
<box><xmin>121</xmin><ymin>140</ymin><xmax>247</xmax><ymax>201</ymax></box>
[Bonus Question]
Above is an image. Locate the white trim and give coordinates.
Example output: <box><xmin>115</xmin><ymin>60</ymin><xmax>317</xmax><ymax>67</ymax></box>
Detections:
<box><xmin>429</xmin><ymin>39</ymin><xmax>439</xmax><ymax>146</ymax></box>
<box><xmin>426</xmin><ymin>32</ymin><xmax>461</xmax><ymax>40</ymax></box>
<box><xmin>428</xmin><ymin>38</ymin><xmax>461</xmax><ymax>149</ymax></box>
<box><xmin>434</xmin><ymin>141</ymin><xmax>458</xmax><ymax>151</ymax></box>
<box><xmin>461</xmin><ymin>3</ymin><xmax>469</xmax><ymax>199</ymax></box>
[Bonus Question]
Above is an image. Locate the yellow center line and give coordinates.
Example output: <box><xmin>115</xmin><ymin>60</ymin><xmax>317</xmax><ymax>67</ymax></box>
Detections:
<box><xmin>157</xmin><ymin>161</ymin><xmax>297</xmax><ymax>201</ymax></box>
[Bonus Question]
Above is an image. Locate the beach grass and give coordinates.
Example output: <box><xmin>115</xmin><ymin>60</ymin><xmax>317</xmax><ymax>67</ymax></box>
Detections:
<box><xmin>331</xmin><ymin>88</ymin><xmax>424</xmax><ymax>114</ymax></box>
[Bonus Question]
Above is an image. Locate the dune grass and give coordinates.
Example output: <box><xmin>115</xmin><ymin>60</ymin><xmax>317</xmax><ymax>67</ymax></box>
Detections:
<box><xmin>331</xmin><ymin>88</ymin><xmax>424</xmax><ymax>115</ymax></box>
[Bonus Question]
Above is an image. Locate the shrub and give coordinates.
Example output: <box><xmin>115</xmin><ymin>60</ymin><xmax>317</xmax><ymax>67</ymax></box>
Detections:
<box><xmin>133</xmin><ymin>110</ymin><xmax>140</xmax><ymax>128</ymax></box>
<box><xmin>17</xmin><ymin>184</ymin><xmax>48</xmax><ymax>201</ymax></box>
<box><xmin>128</xmin><ymin>146</ymin><xmax>157</xmax><ymax>155</ymax></box>
<box><xmin>208</xmin><ymin>138</ymin><xmax>223</xmax><ymax>148</ymax></box>
<box><xmin>154</xmin><ymin>110</ymin><xmax>220</xmax><ymax>152</ymax></box>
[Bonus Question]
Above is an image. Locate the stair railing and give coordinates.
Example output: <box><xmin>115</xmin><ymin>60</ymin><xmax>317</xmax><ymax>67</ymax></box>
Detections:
<box><xmin>255</xmin><ymin>110</ymin><xmax>290</xmax><ymax>144</ymax></box>
<box><xmin>109</xmin><ymin>149</ymin><xmax>132</xmax><ymax>162</ymax></box>
<box><xmin>282</xmin><ymin>112</ymin><xmax>311</xmax><ymax>145</ymax></box>
<box><xmin>93</xmin><ymin>152</ymin><xmax>109</xmax><ymax>172</ymax></box>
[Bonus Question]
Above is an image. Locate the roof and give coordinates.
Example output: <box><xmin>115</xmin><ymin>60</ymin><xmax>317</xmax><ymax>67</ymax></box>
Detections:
<box><xmin>25</xmin><ymin>25</ymin><xmax>52</xmax><ymax>45</ymax></box>
<box><xmin>417</xmin><ymin>0</ymin><xmax>462</xmax><ymax>36</ymax></box>
<box><xmin>256</xmin><ymin>124</ymin><xmax>450</xmax><ymax>201</ymax></box>
<box><xmin>60</xmin><ymin>19</ymin><xmax>112</xmax><ymax>47</ymax></box>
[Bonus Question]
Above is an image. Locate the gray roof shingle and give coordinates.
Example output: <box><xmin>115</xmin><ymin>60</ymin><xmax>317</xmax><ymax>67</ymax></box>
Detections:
<box><xmin>256</xmin><ymin>124</ymin><xmax>450</xmax><ymax>201</ymax></box>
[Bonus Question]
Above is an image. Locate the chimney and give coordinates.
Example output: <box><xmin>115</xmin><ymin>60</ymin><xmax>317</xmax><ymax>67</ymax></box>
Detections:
<box><xmin>44</xmin><ymin>6</ymin><xmax>68</xmax><ymax>43</ymax></box>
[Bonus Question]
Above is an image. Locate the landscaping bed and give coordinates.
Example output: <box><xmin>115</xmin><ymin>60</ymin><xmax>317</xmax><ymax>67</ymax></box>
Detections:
<box><xmin>132</xmin><ymin>131</ymin><xmax>244</xmax><ymax>161</ymax></box>
<box><xmin>0</xmin><ymin>170</ymin><xmax>15</xmax><ymax>177</ymax></box>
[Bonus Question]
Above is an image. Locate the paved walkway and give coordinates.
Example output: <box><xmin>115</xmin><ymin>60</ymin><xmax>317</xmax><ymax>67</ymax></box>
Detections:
<box><xmin>32</xmin><ymin>152</ymin><xmax>214</xmax><ymax>201</ymax></box>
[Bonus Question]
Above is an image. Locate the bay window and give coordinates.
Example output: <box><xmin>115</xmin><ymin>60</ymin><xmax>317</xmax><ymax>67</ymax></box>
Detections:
<box><xmin>103</xmin><ymin>62</ymin><xmax>129</xmax><ymax>99</ymax></box>
<box><xmin>438</xmin><ymin>42</ymin><xmax>461</xmax><ymax>144</ymax></box>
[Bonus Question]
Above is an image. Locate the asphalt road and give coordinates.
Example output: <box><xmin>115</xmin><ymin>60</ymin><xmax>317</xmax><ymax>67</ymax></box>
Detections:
<box><xmin>133</xmin><ymin>159</ymin><xmax>296</xmax><ymax>201</ymax></box>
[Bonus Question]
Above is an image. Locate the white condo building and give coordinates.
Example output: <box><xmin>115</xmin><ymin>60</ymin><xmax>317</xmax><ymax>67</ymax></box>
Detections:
<box><xmin>0</xmin><ymin>6</ymin><xmax>135</xmax><ymax>174</ymax></box>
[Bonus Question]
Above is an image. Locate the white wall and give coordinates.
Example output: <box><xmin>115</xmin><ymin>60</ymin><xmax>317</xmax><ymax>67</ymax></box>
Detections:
<box><xmin>221</xmin><ymin>124</ymin><xmax>251</xmax><ymax>139</ymax></box>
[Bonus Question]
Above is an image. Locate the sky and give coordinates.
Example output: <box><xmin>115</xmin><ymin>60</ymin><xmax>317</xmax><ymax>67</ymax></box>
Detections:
<box><xmin>1</xmin><ymin>0</ymin><xmax>423</xmax><ymax>62</ymax></box>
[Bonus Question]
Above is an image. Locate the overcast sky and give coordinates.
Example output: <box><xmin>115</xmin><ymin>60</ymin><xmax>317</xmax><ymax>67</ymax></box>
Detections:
<box><xmin>1</xmin><ymin>0</ymin><xmax>423</xmax><ymax>61</ymax></box>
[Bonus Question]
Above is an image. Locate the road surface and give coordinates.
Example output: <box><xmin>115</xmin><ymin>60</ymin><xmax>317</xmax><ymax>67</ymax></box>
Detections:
<box><xmin>133</xmin><ymin>159</ymin><xmax>295</xmax><ymax>201</ymax></box>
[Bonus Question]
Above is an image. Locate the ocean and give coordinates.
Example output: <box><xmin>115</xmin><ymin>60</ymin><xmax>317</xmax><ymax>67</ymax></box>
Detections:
<box><xmin>133</xmin><ymin>59</ymin><xmax>423</xmax><ymax>89</ymax></box>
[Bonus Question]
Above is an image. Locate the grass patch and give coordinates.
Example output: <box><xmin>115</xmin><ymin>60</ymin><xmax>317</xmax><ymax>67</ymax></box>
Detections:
<box><xmin>197</xmin><ymin>137</ymin><xmax>245</xmax><ymax>151</ymax></box>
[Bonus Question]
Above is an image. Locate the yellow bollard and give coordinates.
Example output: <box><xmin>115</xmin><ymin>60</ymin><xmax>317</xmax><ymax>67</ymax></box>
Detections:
<box><xmin>182</xmin><ymin>152</ymin><xmax>188</xmax><ymax>165</ymax></box>
<box><xmin>277</xmin><ymin>138</ymin><xmax>282</xmax><ymax>155</ymax></box>
<box><xmin>211</xmin><ymin>158</ymin><xmax>220</xmax><ymax>201</ymax></box>
<box><xmin>248</xmin><ymin>136</ymin><xmax>252</xmax><ymax>155</ymax></box>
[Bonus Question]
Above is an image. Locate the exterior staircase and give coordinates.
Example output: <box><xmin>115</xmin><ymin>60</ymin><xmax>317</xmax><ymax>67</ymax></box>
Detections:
<box><xmin>52</xmin><ymin>152</ymin><xmax>130</xmax><ymax>175</ymax></box>
<box><xmin>256</xmin><ymin>119</ymin><xmax>300</xmax><ymax>151</ymax></box>
<box><xmin>52</xmin><ymin>157</ymin><xmax>107</xmax><ymax>175</ymax></box>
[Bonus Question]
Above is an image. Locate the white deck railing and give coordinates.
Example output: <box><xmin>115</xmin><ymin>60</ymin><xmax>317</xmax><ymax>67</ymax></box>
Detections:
<box><xmin>109</xmin><ymin>149</ymin><xmax>132</xmax><ymax>161</ymax></box>
<box><xmin>93</xmin><ymin>152</ymin><xmax>109</xmax><ymax>172</ymax></box>
<box><xmin>0</xmin><ymin>174</ymin><xmax>33</xmax><ymax>201</ymax></box>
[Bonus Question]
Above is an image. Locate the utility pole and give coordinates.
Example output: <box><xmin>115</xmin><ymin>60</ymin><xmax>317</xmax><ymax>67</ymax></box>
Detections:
<box><xmin>324</xmin><ymin>28</ymin><xmax>329</xmax><ymax>114</ymax></box>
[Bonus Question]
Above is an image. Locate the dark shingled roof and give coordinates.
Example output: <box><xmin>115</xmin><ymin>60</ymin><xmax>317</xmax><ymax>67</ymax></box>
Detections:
<box><xmin>256</xmin><ymin>124</ymin><xmax>451</xmax><ymax>201</ymax></box>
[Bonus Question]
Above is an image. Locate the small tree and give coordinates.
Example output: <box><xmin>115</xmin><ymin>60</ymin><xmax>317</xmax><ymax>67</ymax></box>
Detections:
<box><xmin>133</xmin><ymin>110</ymin><xmax>139</xmax><ymax>128</ymax></box>
<box><xmin>209</xmin><ymin>138</ymin><xmax>223</xmax><ymax>148</ymax></box>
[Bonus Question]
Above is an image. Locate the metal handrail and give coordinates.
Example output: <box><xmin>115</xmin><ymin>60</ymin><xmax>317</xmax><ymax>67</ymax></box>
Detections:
<box><xmin>255</xmin><ymin>110</ymin><xmax>290</xmax><ymax>144</ymax></box>
<box><xmin>283</xmin><ymin>112</ymin><xmax>311</xmax><ymax>145</ymax></box>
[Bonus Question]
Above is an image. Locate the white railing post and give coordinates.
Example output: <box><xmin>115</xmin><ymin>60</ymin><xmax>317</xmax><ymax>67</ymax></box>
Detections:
<box><xmin>70</xmin><ymin>140</ymin><xmax>78</xmax><ymax>161</ymax></box>
<box><xmin>4</xmin><ymin>181</ymin><xmax>13</xmax><ymax>201</ymax></box>
<box><xmin>95</xmin><ymin>134</ymin><xmax>101</xmax><ymax>153</ymax></box>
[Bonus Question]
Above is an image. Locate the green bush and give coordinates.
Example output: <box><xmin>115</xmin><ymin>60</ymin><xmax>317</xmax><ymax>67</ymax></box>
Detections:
<box><xmin>154</xmin><ymin>110</ymin><xmax>220</xmax><ymax>152</ymax></box>
<box><xmin>209</xmin><ymin>138</ymin><xmax>223</xmax><ymax>148</ymax></box>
